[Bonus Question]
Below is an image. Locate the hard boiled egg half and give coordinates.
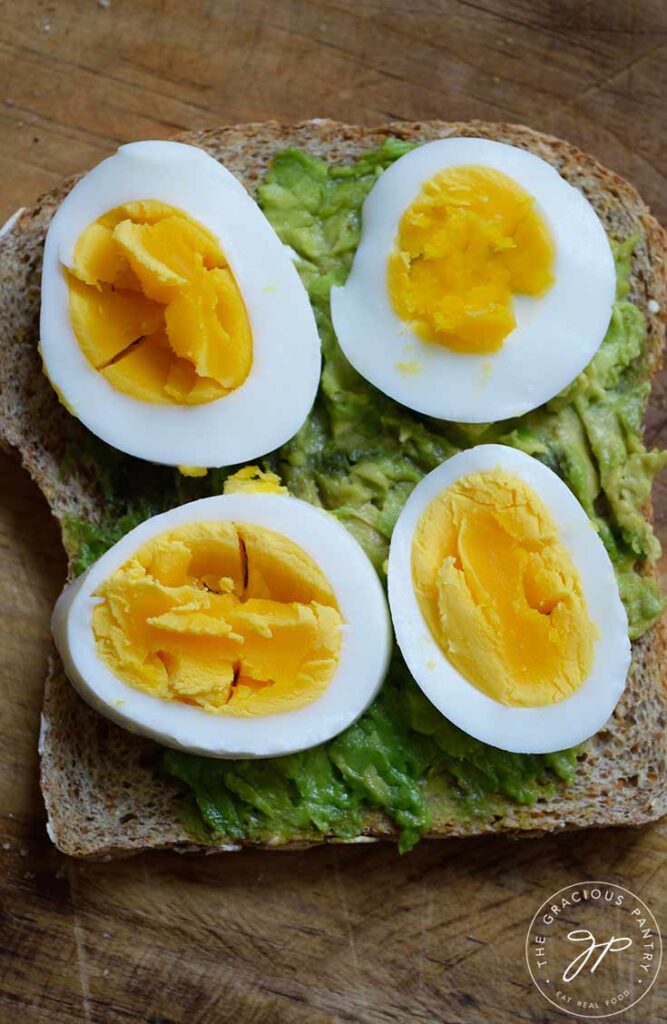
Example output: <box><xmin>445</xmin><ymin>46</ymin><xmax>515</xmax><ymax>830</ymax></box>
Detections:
<box><xmin>388</xmin><ymin>445</ymin><xmax>630</xmax><ymax>753</ymax></box>
<box><xmin>40</xmin><ymin>141</ymin><xmax>321</xmax><ymax>468</ymax></box>
<box><xmin>52</xmin><ymin>491</ymin><xmax>392</xmax><ymax>757</ymax></box>
<box><xmin>331</xmin><ymin>138</ymin><xmax>616</xmax><ymax>422</ymax></box>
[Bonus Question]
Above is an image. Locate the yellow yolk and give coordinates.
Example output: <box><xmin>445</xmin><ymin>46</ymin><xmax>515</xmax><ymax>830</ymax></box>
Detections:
<box><xmin>66</xmin><ymin>201</ymin><xmax>253</xmax><ymax>405</ymax></box>
<box><xmin>92</xmin><ymin>521</ymin><xmax>342</xmax><ymax>716</ymax></box>
<box><xmin>411</xmin><ymin>470</ymin><xmax>596</xmax><ymax>707</ymax></box>
<box><xmin>223</xmin><ymin>465</ymin><xmax>288</xmax><ymax>495</ymax></box>
<box><xmin>388</xmin><ymin>166</ymin><xmax>555</xmax><ymax>354</ymax></box>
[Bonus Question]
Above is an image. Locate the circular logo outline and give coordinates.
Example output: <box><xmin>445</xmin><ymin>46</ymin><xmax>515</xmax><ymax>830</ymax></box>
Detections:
<box><xmin>525</xmin><ymin>880</ymin><xmax>662</xmax><ymax>1019</ymax></box>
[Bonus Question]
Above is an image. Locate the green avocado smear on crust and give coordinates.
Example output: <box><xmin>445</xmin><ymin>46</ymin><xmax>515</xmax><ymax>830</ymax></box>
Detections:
<box><xmin>60</xmin><ymin>139</ymin><xmax>666</xmax><ymax>852</ymax></box>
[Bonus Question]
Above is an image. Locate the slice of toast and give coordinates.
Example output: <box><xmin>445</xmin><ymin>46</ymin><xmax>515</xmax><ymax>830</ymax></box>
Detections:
<box><xmin>1</xmin><ymin>120</ymin><xmax>665</xmax><ymax>858</ymax></box>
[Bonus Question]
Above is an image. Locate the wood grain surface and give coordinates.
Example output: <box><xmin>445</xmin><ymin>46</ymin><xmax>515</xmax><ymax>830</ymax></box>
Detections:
<box><xmin>0</xmin><ymin>2</ymin><xmax>666</xmax><ymax>1022</ymax></box>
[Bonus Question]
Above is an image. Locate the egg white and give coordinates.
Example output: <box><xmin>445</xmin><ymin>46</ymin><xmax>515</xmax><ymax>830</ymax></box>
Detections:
<box><xmin>331</xmin><ymin>138</ymin><xmax>616</xmax><ymax>423</ymax></box>
<box><xmin>40</xmin><ymin>141</ymin><xmax>321</xmax><ymax>468</ymax></box>
<box><xmin>388</xmin><ymin>444</ymin><xmax>630</xmax><ymax>753</ymax></box>
<box><xmin>52</xmin><ymin>493</ymin><xmax>392</xmax><ymax>758</ymax></box>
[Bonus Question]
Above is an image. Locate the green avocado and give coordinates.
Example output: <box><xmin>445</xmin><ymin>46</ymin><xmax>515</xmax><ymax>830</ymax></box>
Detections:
<box><xmin>60</xmin><ymin>140</ymin><xmax>665</xmax><ymax>850</ymax></box>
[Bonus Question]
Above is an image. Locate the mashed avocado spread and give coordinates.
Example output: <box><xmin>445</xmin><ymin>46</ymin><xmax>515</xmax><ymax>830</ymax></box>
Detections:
<box><xmin>61</xmin><ymin>139</ymin><xmax>666</xmax><ymax>851</ymax></box>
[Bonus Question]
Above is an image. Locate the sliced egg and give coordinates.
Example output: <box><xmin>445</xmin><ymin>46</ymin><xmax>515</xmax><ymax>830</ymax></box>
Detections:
<box><xmin>388</xmin><ymin>444</ymin><xmax>630</xmax><ymax>753</ymax></box>
<box><xmin>52</xmin><ymin>492</ymin><xmax>392</xmax><ymax>757</ymax></box>
<box><xmin>40</xmin><ymin>141</ymin><xmax>321</xmax><ymax>467</ymax></box>
<box><xmin>331</xmin><ymin>138</ymin><xmax>616</xmax><ymax>422</ymax></box>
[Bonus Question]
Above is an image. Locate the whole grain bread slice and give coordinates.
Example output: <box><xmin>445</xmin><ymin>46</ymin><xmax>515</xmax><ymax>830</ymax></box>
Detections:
<box><xmin>1</xmin><ymin>119</ymin><xmax>665</xmax><ymax>858</ymax></box>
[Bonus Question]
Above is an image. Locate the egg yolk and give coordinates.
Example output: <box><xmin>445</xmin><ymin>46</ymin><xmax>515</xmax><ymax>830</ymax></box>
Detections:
<box><xmin>388</xmin><ymin>166</ymin><xmax>555</xmax><ymax>354</ymax></box>
<box><xmin>412</xmin><ymin>469</ymin><xmax>596</xmax><ymax>707</ymax></box>
<box><xmin>223</xmin><ymin>465</ymin><xmax>289</xmax><ymax>496</ymax></box>
<box><xmin>92</xmin><ymin>521</ymin><xmax>342</xmax><ymax>716</ymax></box>
<box><xmin>65</xmin><ymin>201</ymin><xmax>252</xmax><ymax>405</ymax></box>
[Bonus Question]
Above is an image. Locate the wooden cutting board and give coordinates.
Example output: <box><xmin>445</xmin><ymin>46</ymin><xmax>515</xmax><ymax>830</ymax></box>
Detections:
<box><xmin>1</xmin><ymin>2</ymin><xmax>665</xmax><ymax>1021</ymax></box>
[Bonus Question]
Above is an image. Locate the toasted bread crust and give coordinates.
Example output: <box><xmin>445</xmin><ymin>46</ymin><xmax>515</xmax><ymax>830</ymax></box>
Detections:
<box><xmin>1</xmin><ymin>119</ymin><xmax>665</xmax><ymax>858</ymax></box>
